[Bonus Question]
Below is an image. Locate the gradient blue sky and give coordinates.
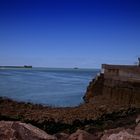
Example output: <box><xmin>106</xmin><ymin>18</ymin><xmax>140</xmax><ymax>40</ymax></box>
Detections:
<box><xmin>0</xmin><ymin>0</ymin><xmax>140</xmax><ymax>68</ymax></box>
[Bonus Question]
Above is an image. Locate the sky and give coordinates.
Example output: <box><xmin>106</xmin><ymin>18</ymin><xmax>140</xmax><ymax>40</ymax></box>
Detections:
<box><xmin>0</xmin><ymin>0</ymin><xmax>140</xmax><ymax>68</ymax></box>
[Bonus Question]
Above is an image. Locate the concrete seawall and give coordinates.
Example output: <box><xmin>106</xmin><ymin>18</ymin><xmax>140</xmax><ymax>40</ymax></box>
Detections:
<box><xmin>83</xmin><ymin>72</ymin><xmax>140</xmax><ymax>107</ymax></box>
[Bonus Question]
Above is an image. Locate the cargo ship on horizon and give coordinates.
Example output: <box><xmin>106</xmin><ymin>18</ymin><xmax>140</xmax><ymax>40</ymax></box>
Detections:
<box><xmin>0</xmin><ymin>65</ymin><xmax>32</xmax><ymax>69</ymax></box>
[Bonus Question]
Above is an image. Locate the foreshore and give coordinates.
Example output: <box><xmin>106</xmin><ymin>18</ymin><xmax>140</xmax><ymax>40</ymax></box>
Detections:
<box><xmin>0</xmin><ymin>97</ymin><xmax>139</xmax><ymax>135</ymax></box>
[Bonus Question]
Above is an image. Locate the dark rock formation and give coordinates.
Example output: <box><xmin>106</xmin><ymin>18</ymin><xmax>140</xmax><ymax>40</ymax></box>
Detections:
<box><xmin>83</xmin><ymin>73</ymin><xmax>104</xmax><ymax>103</ymax></box>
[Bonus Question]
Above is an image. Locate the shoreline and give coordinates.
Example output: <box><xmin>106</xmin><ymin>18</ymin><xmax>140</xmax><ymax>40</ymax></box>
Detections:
<box><xmin>0</xmin><ymin>97</ymin><xmax>140</xmax><ymax>134</ymax></box>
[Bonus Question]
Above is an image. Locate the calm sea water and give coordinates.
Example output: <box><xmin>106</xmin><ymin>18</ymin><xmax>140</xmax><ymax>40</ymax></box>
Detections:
<box><xmin>0</xmin><ymin>68</ymin><xmax>99</xmax><ymax>107</ymax></box>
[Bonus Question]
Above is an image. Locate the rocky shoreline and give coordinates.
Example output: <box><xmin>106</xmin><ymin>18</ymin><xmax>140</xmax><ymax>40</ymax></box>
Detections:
<box><xmin>0</xmin><ymin>117</ymin><xmax>140</xmax><ymax>140</ymax></box>
<box><xmin>0</xmin><ymin>64</ymin><xmax>140</xmax><ymax>139</ymax></box>
<box><xmin>0</xmin><ymin>97</ymin><xmax>140</xmax><ymax>139</ymax></box>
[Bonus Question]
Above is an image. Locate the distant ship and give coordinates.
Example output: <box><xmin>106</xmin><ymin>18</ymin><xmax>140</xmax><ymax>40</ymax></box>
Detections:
<box><xmin>24</xmin><ymin>65</ymin><xmax>32</xmax><ymax>68</ymax></box>
<box><xmin>74</xmin><ymin>67</ymin><xmax>78</xmax><ymax>69</ymax></box>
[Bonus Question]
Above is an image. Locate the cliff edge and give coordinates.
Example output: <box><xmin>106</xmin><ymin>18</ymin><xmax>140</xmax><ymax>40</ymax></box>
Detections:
<box><xmin>83</xmin><ymin>64</ymin><xmax>140</xmax><ymax>108</ymax></box>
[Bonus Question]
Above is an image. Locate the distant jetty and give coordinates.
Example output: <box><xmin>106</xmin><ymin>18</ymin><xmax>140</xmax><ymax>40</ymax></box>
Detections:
<box><xmin>0</xmin><ymin>65</ymin><xmax>32</xmax><ymax>69</ymax></box>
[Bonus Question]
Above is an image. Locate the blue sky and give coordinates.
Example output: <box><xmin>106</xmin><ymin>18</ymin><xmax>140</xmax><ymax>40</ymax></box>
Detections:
<box><xmin>0</xmin><ymin>0</ymin><xmax>140</xmax><ymax>68</ymax></box>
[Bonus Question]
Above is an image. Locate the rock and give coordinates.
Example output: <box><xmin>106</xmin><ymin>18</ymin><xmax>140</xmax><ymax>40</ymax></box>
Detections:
<box><xmin>54</xmin><ymin>133</ymin><xmax>69</xmax><ymax>140</ymax></box>
<box><xmin>101</xmin><ymin>128</ymin><xmax>124</xmax><ymax>140</ymax></box>
<box><xmin>136</xmin><ymin>115</ymin><xmax>140</xmax><ymax>124</ymax></box>
<box><xmin>83</xmin><ymin>74</ymin><xmax>104</xmax><ymax>103</ymax></box>
<box><xmin>68</xmin><ymin>129</ymin><xmax>97</xmax><ymax>140</ymax></box>
<box><xmin>0</xmin><ymin>121</ymin><xmax>17</xmax><ymax>140</ymax></box>
<box><xmin>101</xmin><ymin>120</ymin><xmax>140</xmax><ymax>140</ymax></box>
<box><xmin>0</xmin><ymin>121</ymin><xmax>57</xmax><ymax>140</ymax></box>
<box><xmin>104</xmin><ymin>127</ymin><xmax>124</xmax><ymax>134</ymax></box>
<box><xmin>126</xmin><ymin>128</ymin><xmax>134</xmax><ymax>135</ymax></box>
<box><xmin>135</xmin><ymin>123</ymin><xmax>140</xmax><ymax>136</ymax></box>
<box><xmin>101</xmin><ymin>130</ymin><xmax>140</xmax><ymax>140</ymax></box>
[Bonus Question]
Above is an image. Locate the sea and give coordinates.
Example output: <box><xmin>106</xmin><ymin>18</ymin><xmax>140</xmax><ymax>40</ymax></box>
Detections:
<box><xmin>0</xmin><ymin>68</ymin><xmax>99</xmax><ymax>107</ymax></box>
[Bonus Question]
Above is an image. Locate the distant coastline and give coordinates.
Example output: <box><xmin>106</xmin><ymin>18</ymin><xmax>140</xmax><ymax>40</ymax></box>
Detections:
<box><xmin>0</xmin><ymin>65</ymin><xmax>32</xmax><ymax>69</ymax></box>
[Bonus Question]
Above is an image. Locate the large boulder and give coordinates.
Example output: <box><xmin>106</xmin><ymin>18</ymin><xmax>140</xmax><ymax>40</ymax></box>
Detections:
<box><xmin>0</xmin><ymin>121</ymin><xmax>57</xmax><ymax>140</ymax></box>
<box><xmin>136</xmin><ymin>115</ymin><xmax>140</xmax><ymax>124</ymax></box>
<box><xmin>68</xmin><ymin>129</ymin><xmax>97</xmax><ymax>140</ymax></box>
<box><xmin>54</xmin><ymin>133</ymin><xmax>69</xmax><ymax>140</ymax></box>
<box><xmin>101</xmin><ymin>116</ymin><xmax>140</xmax><ymax>140</ymax></box>
<box><xmin>101</xmin><ymin>130</ymin><xmax>140</xmax><ymax>140</ymax></box>
<box><xmin>135</xmin><ymin>123</ymin><xmax>140</xmax><ymax>136</ymax></box>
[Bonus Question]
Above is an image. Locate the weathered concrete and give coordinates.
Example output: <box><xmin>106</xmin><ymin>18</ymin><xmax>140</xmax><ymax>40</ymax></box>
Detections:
<box><xmin>83</xmin><ymin>71</ymin><xmax>140</xmax><ymax>108</ymax></box>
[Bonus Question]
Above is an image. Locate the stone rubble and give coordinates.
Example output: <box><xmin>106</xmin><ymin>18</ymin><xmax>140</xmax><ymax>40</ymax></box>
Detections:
<box><xmin>0</xmin><ymin>115</ymin><xmax>140</xmax><ymax>140</ymax></box>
